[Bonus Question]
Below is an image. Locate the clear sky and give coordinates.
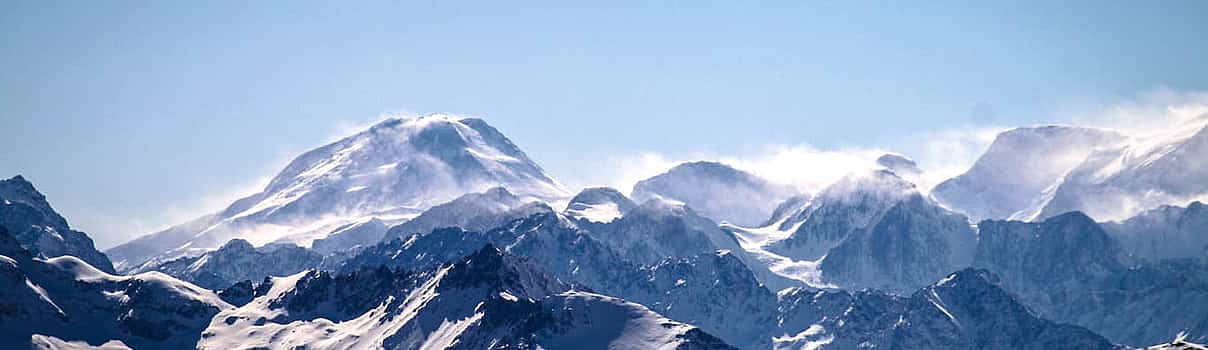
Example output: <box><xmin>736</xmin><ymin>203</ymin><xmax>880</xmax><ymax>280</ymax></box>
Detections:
<box><xmin>3</xmin><ymin>1</ymin><xmax>1207</xmax><ymax>248</ymax></box>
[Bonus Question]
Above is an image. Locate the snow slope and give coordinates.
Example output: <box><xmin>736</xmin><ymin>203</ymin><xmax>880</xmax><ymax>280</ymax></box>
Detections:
<box><xmin>0</xmin><ymin>226</ymin><xmax>231</xmax><ymax>349</ymax></box>
<box><xmin>107</xmin><ymin>115</ymin><xmax>570</xmax><ymax>271</ymax></box>
<box><xmin>1033</xmin><ymin>117</ymin><xmax>1208</xmax><ymax>221</ymax></box>
<box><xmin>931</xmin><ymin>126</ymin><xmax>1126</xmax><ymax>221</ymax></box>
<box><xmin>198</xmin><ymin>245</ymin><xmax>736</xmax><ymax>350</ymax></box>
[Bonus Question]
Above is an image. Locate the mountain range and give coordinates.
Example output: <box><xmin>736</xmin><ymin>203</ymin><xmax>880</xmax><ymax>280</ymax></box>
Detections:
<box><xmin>5</xmin><ymin>113</ymin><xmax>1207</xmax><ymax>349</ymax></box>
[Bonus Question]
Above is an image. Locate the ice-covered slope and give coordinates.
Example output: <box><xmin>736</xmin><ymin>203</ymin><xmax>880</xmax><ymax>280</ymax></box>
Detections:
<box><xmin>1034</xmin><ymin>117</ymin><xmax>1208</xmax><ymax>221</ymax></box>
<box><xmin>632</xmin><ymin>161</ymin><xmax>794</xmax><ymax>226</ymax></box>
<box><xmin>107</xmin><ymin>115</ymin><xmax>570</xmax><ymax>271</ymax></box>
<box><xmin>0</xmin><ymin>175</ymin><xmax>115</xmax><ymax>273</ymax></box>
<box><xmin>198</xmin><ymin>245</ymin><xmax>737</xmax><ymax>350</ymax></box>
<box><xmin>931</xmin><ymin>126</ymin><xmax>1126</xmax><ymax>221</ymax></box>
<box><xmin>0</xmin><ymin>226</ymin><xmax>230</xmax><ymax>348</ymax></box>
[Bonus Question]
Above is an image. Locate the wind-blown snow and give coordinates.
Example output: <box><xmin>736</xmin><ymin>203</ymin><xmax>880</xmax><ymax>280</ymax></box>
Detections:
<box><xmin>108</xmin><ymin>115</ymin><xmax>570</xmax><ymax>271</ymax></box>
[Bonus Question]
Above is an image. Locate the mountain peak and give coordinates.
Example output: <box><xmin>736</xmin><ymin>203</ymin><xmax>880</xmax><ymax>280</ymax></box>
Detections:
<box><xmin>932</xmin><ymin>125</ymin><xmax>1126</xmax><ymax>221</ymax></box>
<box><xmin>218</xmin><ymin>238</ymin><xmax>255</xmax><ymax>252</ymax></box>
<box><xmin>109</xmin><ymin>115</ymin><xmax>570</xmax><ymax>270</ymax></box>
<box><xmin>818</xmin><ymin>169</ymin><xmax>918</xmax><ymax>202</ymax></box>
<box><xmin>4</xmin><ymin>174</ymin><xmax>32</xmax><ymax>187</ymax></box>
<box><xmin>1</xmin><ymin>174</ymin><xmax>115</xmax><ymax>273</ymax></box>
<box><xmin>1043</xmin><ymin>210</ymin><xmax>1098</xmax><ymax>227</ymax></box>
<box><xmin>632</xmin><ymin>161</ymin><xmax>791</xmax><ymax>226</ymax></box>
<box><xmin>876</xmin><ymin>153</ymin><xmax>920</xmax><ymax>176</ymax></box>
<box><xmin>930</xmin><ymin>268</ymin><xmax>1002</xmax><ymax>290</ymax></box>
<box><xmin>565</xmin><ymin>187</ymin><xmax>637</xmax><ymax>223</ymax></box>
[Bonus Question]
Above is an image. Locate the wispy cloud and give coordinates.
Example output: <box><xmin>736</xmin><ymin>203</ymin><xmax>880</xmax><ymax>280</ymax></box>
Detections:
<box><xmin>1056</xmin><ymin>88</ymin><xmax>1208</xmax><ymax>136</ymax></box>
<box><xmin>586</xmin><ymin>89</ymin><xmax>1208</xmax><ymax>200</ymax></box>
<box><xmin>584</xmin><ymin>127</ymin><xmax>1002</xmax><ymax>198</ymax></box>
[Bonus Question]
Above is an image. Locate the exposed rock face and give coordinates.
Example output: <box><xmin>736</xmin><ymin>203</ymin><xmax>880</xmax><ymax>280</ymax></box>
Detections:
<box><xmin>820</xmin><ymin>194</ymin><xmax>977</xmax><ymax>293</ymax></box>
<box><xmin>198</xmin><ymin>245</ymin><xmax>738</xmax><ymax>350</ymax></box>
<box><xmin>0</xmin><ymin>175</ymin><xmax>115</xmax><ymax>274</ymax></box>
<box><xmin>338</xmin><ymin>211</ymin><xmax>775</xmax><ymax>348</ymax></box>
<box><xmin>768</xmin><ymin>170</ymin><xmax>919</xmax><ymax>261</ymax></box>
<box><xmin>976</xmin><ymin>212</ymin><xmax>1127</xmax><ymax>292</ymax></box>
<box><xmin>774</xmin><ymin>269</ymin><xmax>1118</xmax><ymax>350</ymax></box>
<box><xmin>974</xmin><ymin>212</ymin><xmax>1208</xmax><ymax>346</ymax></box>
<box><xmin>632</xmin><ymin>161</ymin><xmax>792</xmax><ymax>226</ymax></box>
<box><xmin>1102</xmin><ymin>201</ymin><xmax>1208</xmax><ymax>263</ymax></box>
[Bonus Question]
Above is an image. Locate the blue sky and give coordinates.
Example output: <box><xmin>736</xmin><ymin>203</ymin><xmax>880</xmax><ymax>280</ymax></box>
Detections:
<box><xmin>3</xmin><ymin>1</ymin><xmax>1207</xmax><ymax>248</ymax></box>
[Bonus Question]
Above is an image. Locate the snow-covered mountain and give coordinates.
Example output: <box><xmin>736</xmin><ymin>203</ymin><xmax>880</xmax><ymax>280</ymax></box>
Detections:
<box><xmin>0</xmin><ymin>226</ymin><xmax>231</xmax><ymax>348</ymax></box>
<box><xmin>198</xmin><ymin>244</ymin><xmax>738</xmax><ymax>350</ymax></box>
<box><xmin>773</xmin><ymin>268</ymin><xmax>1119</xmax><ymax>350</ymax></box>
<box><xmin>107</xmin><ymin>115</ymin><xmax>570</xmax><ymax>271</ymax></box>
<box><xmin>974</xmin><ymin>212</ymin><xmax>1208</xmax><ymax>346</ymax></box>
<box><xmin>974</xmin><ymin>211</ymin><xmax>1128</xmax><ymax>297</ymax></box>
<box><xmin>592</xmin><ymin>198</ymin><xmax>737</xmax><ymax>265</ymax></box>
<box><xmin>134</xmin><ymin>238</ymin><xmax>324</xmax><ymax>290</ymax></box>
<box><xmin>755</xmin><ymin>167</ymin><xmax>976</xmax><ymax>292</ymax></box>
<box><xmin>592</xmin><ymin>197</ymin><xmax>799</xmax><ymax>290</ymax></box>
<box><xmin>766</xmin><ymin>169</ymin><xmax>920</xmax><ymax>262</ymax></box>
<box><xmin>632</xmin><ymin>161</ymin><xmax>795</xmax><ymax>227</ymax></box>
<box><xmin>382</xmin><ymin>186</ymin><xmax>545</xmax><ymax>241</ymax></box>
<box><xmin>760</xmin><ymin>194</ymin><xmax>810</xmax><ymax>227</ymax></box>
<box><xmin>1034</xmin><ymin>117</ymin><xmax>1208</xmax><ymax>221</ymax></box>
<box><xmin>564</xmin><ymin>187</ymin><xmax>637</xmax><ymax>223</ymax></box>
<box><xmin>818</xmin><ymin>193</ymin><xmax>977</xmax><ymax>292</ymax></box>
<box><xmin>931</xmin><ymin>126</ymin><xmax>1126</xmax><ymax>221</ymax></box>
<box><xmin>338</xmin><ymin>209</ymin><xmax>779</xmax><ymax>348</ymax></box>
<box><xmin>309</xmin><ymin>217</ymin><xmax>389</xmax><ymax>254</ymax></box>
<box><xmin>1</xmin><ymin>175</ymin><xmax>115</xmax><ymax>274</ymax></box>
<box><xmin>1103</xmin><ymin>201</ymin><xmax>1208</xmax><ymax>263</ymax></box>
